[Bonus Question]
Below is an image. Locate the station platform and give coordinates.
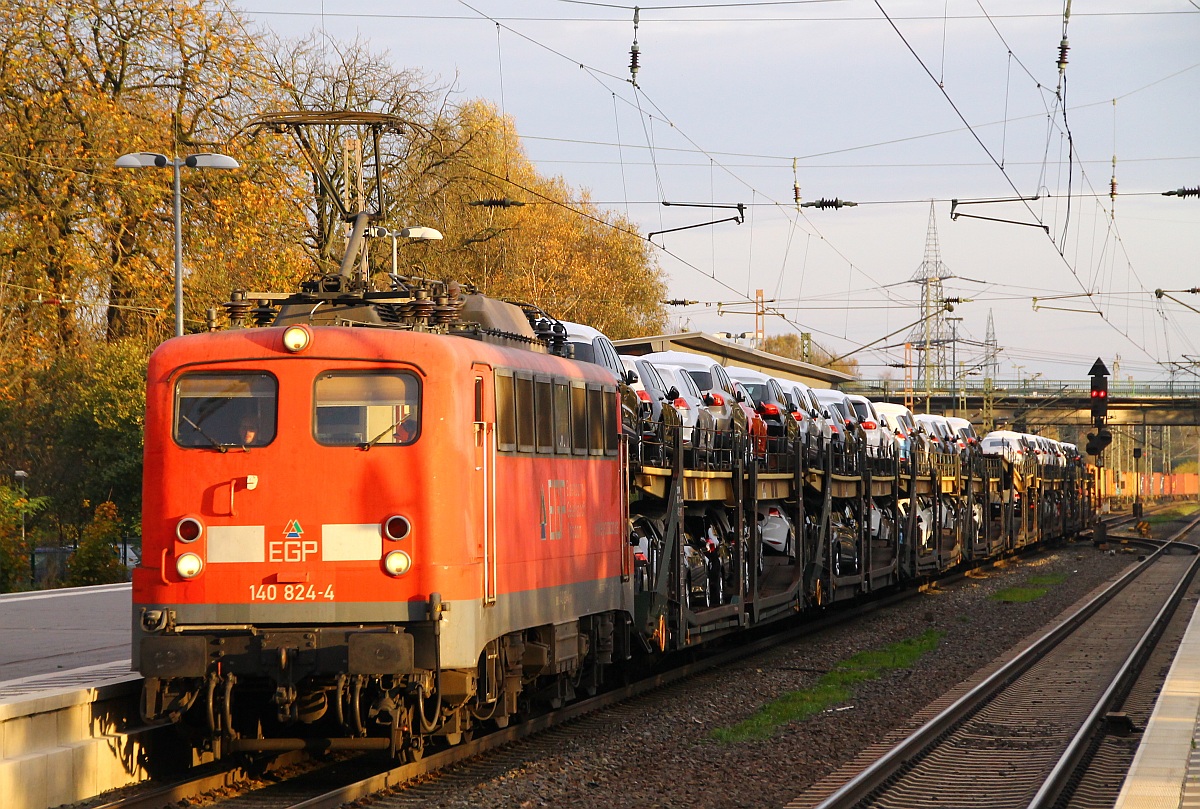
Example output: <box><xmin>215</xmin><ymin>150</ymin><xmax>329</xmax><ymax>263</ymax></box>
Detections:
<box><xmin>0</xmin><ymin>583</ymin><xmax>131</xmax><ymax>684</ymax></box>
<box><xmin>0</xmin><ymin>584</ymin><xmax>145</xmax><ymax>809</ymax></box>
<box><xmin>1115</xmin><ymin>596</ymin><xmax>1200</xmax><ymax>808</ymax></box>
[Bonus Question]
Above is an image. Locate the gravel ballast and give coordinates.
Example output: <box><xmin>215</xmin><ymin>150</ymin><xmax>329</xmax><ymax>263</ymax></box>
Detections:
<box><xmin>384</xmin><ymin>540</ymin><xmax>1140</xmax><ymax>809</ymax></box>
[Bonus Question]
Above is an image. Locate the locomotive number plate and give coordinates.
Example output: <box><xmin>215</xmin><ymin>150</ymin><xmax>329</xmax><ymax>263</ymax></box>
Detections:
<box><xmin>249</xmin><ymin>583</ymin><xmax>336</xmax><ymax>602</ymax></box>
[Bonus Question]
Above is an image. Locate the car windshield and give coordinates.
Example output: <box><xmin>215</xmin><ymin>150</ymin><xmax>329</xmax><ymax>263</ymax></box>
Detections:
<box><xmin>685</xmin><ymin>369</ymin><xmax>715</xmax><ymax>391</ymax></box>
<box><xmin>742</xmin><ymin>382</ymin><xmax>769</xmax><ymax>404</ymax></box>
<box><xmin>175</xmin><ymin>372</ymin><xmax>277</xmax><ymax>449</ymax></box>
<box><xmin>851</xmin><ymin>402</ymin><xmax>872</xmax><ymax>421</ymax></box>
<box><xmin>569</xmin><ymin>341</ymin><xmax>597</xmax><ymax>363</ymax></box>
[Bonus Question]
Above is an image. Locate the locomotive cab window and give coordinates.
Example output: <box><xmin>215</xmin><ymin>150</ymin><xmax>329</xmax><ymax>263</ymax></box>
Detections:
<box><xmin>314</xmin><ymin>371</ymin><xmax>421</xmax><ymax>446</ymax></box>
<box><xmin>174</xmin><ymin>372</ymin><xmax>277</xmax><ymax>449</ymax></box>
<box><xmin>553</xmin><ymin>382</ymin><xmax>571</xmax><ymax>454</ymax></box>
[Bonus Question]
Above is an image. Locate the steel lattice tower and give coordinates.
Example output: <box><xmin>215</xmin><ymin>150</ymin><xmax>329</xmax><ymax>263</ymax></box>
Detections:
<box><xmin>906</xmin><ymin>202</ymin><xmax>952</xmax><ymax>392</ymax></box>
<box><xmin>984</xmin><ymin>309</ymin><xmax>1000</xmax><ymax>380</ymax></box>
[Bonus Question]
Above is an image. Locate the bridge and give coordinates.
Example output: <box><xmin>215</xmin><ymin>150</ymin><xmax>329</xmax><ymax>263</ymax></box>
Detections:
<box><xmin>842</xmin><ymin>378</ymin><xmax>1200</xmax><ymax>429</ymax></box>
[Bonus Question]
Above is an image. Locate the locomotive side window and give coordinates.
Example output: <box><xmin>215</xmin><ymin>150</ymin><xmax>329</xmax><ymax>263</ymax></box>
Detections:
<box><xmin>175</xmin><ymin>373</ymin><xmax>277</xmax><ymax>449</ymax></box>
<box><xmin>604</xmin><ymin>389</ymin><xmax>619</xmax><ymax>455</ymax></box>
<box><xmin>553</xmin><ymin>382</ymin><xmax>571</xmax><ymax>454</ymax></box>
<box><xmin>571</xmin><ymin>384</ymin><xmax>588</xmax><ymax>455</ymax></box>
<box><xmin>535</xmin><ymin>378</ymin><xmax>554</xmax><ymax>454</ymax></box>
<box><xmin>515</xmin><ymin>375</ymin><xmax>535</xmax><ymax>453</ymax></box>
<box><xmin>587</xmin><ymin>387</ymin><xmax>605</xmax><ymax>456</ymax></box>
<box><xmin>313</xmin><ymin>372</ymin><xmax>420</xmax><ymax>446</ymax></box>
<box><xmin>495</xmin><ymin>373</ymin><xmax>516</xmax><ymax>451</ymax></box>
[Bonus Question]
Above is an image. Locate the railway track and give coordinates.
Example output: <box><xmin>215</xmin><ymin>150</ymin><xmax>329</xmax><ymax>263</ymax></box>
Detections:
<box><xmin>790</xmin><ymin>509</ymin><xmax>1200</xmax><ymax>809</ymax></box>
<box><xmin>86</xmin><ymin>515</ymin><xmax>1152</xmax><ymax>809</ymax></box>
<box><xmin>91</xmin><ymin>581</ymin><xmax>933</xmax><ymax>809</ymax></box>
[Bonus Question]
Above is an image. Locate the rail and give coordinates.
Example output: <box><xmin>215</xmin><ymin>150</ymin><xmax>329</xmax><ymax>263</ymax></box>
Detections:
<box><xmin>809</xmin><ymin>510</ymin><xmax>1200</xmax><ymax>809</ymax></box>
<box><xmin>1028</xmin><ymin>510</ymin><xmax>1200</xmax><ymax>808</ymax></box>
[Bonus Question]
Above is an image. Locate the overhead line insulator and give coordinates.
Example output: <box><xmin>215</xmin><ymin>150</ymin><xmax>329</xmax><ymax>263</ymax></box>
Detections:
<box><xmin>800</xmin><ymin>198</ymin><xmax>857</xmax><ymax>210</ymax></box>
<box><xmin>1164</xmin><ymin>186</ymin><xmax>1199</xmax><ymax>198</ymax></box>
<box><xmin>469</xmin><ymin>198</ymin><xmax>525</xmax><ymax>208</ymax></box>
<box><xmin>629</xmin><ymin>7</ymin><xmax>640</xmax><ymax>87</ymax></box>
<box><xmin>1056</xmin><ymin>37</ymin><xmax>1070</xmax><ymax>73</ymax></box>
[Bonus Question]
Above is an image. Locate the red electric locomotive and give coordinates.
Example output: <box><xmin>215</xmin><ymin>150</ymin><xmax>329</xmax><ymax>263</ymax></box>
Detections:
<box><xmin>134</xmin><ymin>265</ymin><xmax>635</xmax><ymax>759</ymax></box>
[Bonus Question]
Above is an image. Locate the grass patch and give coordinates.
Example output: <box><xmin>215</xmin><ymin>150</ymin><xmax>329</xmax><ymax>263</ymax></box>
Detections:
<box><xmin>1144</xmin><ymin>503</ymin><xmax>1200</xmax><ymax>525</ymax></box>
<box><xmin>711</xmin><ymin>629</ymin><xmax>943</xmax><ymax>743</ymax></box>
<box><xmin>1027</xmin><ymin>573</ymin><xmax>1069</xmax><ymax>586</ymax></box>
<box><xmin>991</xmin><ymin>586</ymin><xmax>1049</xmax><ymax>603</ymax></box>
<box><xmin>992</xmin><ymin>570</ymin><xmax>1072</xmax><ymax>602</ymax></box>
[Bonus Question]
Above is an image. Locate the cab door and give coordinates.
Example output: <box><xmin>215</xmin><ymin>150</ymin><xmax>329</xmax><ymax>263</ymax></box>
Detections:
<box><xmin>472</xmin><ymin>365</ymin><xmax>497</xmax><ymax>605</ymax></box>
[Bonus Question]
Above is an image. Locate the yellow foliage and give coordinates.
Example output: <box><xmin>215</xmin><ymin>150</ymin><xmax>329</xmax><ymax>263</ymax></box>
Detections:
<box><xmin>762</xmin><ymin>333</ymin><xmax>859</xmax><ymax>376</ymax></box>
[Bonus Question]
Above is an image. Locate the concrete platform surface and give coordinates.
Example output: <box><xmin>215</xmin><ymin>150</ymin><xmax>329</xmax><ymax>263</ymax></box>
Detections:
<box><xmin>1116</xmin><ymin>597</ymin><xmax>1200</xmax><ymax>809</ymax></box>
<box><xmin>0</xmin><ymin>584</ymin><xmax>130</xmax><ymax>683</ymax></box>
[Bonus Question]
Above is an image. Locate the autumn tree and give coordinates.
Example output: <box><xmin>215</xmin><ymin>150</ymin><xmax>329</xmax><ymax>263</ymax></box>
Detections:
<box><xmin>66</xmin><ymin>501</ymin><xmax>128</xmax><ymax>587</ymax></box>
<box><xmin>0</xmin><ymin>0</ymin><xmax>308</xmax><ymax>362</ymax></box>
<box><xmin>262</xmin><ymin>45</ymin><xmax>666</xmax><ymax>337</ymax></box>
<box><xmin>0</xmin><ymin>1</ymin><xmax>668</xmax><ymax>564</ymax></box>
<box><xmin>762</xmin><ymin>333</ymin><xmax>859</xmax><ymax>377</ymax></box>
<box><xmin>394</xmin><ymin>101</ymin><xmax>667</xmax><ymax>338</ymax></box>
<box><xmin>0</xmin><ymin>483</ymin><xmax>49</xmax><ymax>593</ymax></box>
<box><xmin>0</xmin><ymin>339</ymin><xmax>147</xmax><ymax>546</ymax></box>
<box><xmin>0</xmin><ymin>0</ymin><xmax>308</xmax><ymax>548</ymax></box>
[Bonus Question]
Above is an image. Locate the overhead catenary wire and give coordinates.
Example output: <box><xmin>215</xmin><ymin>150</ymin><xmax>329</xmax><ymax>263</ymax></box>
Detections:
<box><xmin>218</xmin><ymin>0</ymin><xmax>1197</xmax><ymax>374</ymax></box>
<box><xmin>871</xmin><ymin>0</ymin><xmax>1160</xmax><ymax>366</ymax></box>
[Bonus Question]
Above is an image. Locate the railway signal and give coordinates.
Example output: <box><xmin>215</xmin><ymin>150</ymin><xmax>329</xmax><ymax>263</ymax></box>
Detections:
<box><xmin>1088</xmin><ymin>358</ymin><xmax>1110</xmax><ymax>427</ymax></box>
<box><xmin>1085</xmin><ymin>428</ymin><xmax>1112</xmax><ymax>456</ymax></box>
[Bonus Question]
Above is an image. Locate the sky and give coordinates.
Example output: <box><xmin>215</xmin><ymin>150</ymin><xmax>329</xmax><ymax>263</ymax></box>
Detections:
<box><xmin>230</xmin><ymin>0</ymin><xmax>1200</xmax><ymax>383</ymax></box>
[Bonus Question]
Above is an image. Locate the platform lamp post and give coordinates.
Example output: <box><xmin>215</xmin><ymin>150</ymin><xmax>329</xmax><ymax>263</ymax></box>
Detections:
<box><xmin>14</xmin><ymin>470</ymin><xmax>28</xmax><ymax>586</ymax></box>
<box><xmin>115</xmin><ymin>152</ymin><xmax>239</xmax><ymax>337</ymax></box>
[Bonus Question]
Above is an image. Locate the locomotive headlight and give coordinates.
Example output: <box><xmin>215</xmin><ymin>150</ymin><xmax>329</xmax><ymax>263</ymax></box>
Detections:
<box><xmin>176</xmin><ymin>516</ymin><xmax>203</xmax><ymax>543</ymax></box>
<box><xmin>384</xmin><ymin>515</ymin><xmax>412</xmax><ymax>541</ymax></box>
<box><xmin>282</xmin><ymin>325</ymin><xmax>312</xmax><ymax>353</ymax></box>
<box><xmin>384</xmin><ymin>550</ymin><xmax>412</xmax><ymax>576</ymax></box>
<box><xmin>176</xmin><ymin>552</ymin><xmax>204</xmax><ymax>579</ymax></box>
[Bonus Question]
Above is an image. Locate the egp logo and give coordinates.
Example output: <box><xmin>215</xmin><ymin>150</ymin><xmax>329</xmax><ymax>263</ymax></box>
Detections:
<box><xmin>269</xmin><ymin>519</ymin><xmax>318</xmax><ymax>562</ymax></box>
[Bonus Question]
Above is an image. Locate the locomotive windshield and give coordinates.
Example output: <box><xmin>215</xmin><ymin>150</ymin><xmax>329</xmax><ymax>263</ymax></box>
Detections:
<box><xmin>174</xmin><ymin>373</ymin><xmax>277</xmax><ymax>449</ymax></box>
<box><xmin>314</xmin><ymin>371</ymin><xmax>421</xmax><ymax>447</ymax></box>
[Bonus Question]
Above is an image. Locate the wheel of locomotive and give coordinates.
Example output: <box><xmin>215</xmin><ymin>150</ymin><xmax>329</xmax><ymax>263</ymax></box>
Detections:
<box><xmin>399</xmin><ymin>703</ymin><xmax>424</xmax><ymax>763</ymax></box>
